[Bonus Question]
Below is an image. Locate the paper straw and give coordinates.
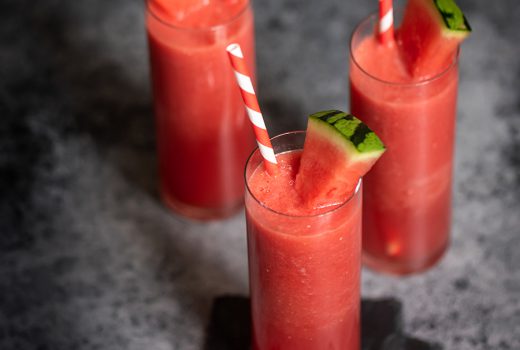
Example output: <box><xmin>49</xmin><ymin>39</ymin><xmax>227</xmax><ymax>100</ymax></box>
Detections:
<box><xmin>226</xmin><ymin>43</ymin><xmax>278</xmax><ymax>175</ymax></box>
<box><xmin>378</xmin><ymin>0</ymin><xmax>394</xmax><ymax>44</ymax></box>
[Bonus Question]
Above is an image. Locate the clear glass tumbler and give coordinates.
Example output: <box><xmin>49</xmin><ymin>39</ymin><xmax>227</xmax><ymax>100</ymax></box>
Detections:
<box><xmin>245</xmin><ymin>131</ymin><xmax>362</xmax><ymax>349</ymax></box>
<box><xmin>349</xmin><ymin>12</ymin><xmax>459</xmax><ymax>275</ymax></box>
<box><xmin>146</xmin><ymin>0</ymin><xmax>256</xmax><ymax>220</ymax></box>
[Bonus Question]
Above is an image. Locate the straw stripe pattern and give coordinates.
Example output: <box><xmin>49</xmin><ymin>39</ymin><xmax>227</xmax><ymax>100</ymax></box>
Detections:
<box><xmin>233</xmin><ymin>71</ymin><xmax>255</xmax><ymax>94</ymax></box>
<box><xmin>378</xmin><ymin>0</ymin><xmax>394</xmax><ymax>44</ymax></box>
<box><xmin>226</xmin><ymin>43</ymin><xmax>278</xmax><ymax>174</ymax></box>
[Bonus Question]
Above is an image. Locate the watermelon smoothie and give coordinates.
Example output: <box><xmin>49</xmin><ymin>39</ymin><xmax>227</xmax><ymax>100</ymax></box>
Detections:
<box><xmin>146</xmin><ymin>0</ymin><xmax>256</xmax><ymax>220</ymax></box>
<box><xmin>349</xmin><ymin>13</ymin><xmax>459</xmax><ymax>274</ymax></box>
<box><xmin>245</xmin><ymin>132</ymin><xmax>362</xmax><ymax>349</ymax></box>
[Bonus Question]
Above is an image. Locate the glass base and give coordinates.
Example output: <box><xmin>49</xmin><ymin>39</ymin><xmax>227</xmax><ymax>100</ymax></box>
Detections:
<box><xmin>362</xmin><ymin>241</ymin><xmax>448</xmax><ymax>276</ymax></box>
<box><xmin>161</xmin><ymin>192</ymin><xmax>243</xmax><ymax>221</ymax></box>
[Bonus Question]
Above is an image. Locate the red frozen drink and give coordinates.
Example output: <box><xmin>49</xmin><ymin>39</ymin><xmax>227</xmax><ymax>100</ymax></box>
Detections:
<box><xmin>146</xmin><ymin>0</ymin><xmax>256</xmax><ymax>219</ymax></box>
<box><xmin>349</xmin><ymin>3</ymin><xmax>470</xmax><ymax>274</ymax></box>
<box><xmin>245</xmin><ymin>131</ymin><xmax>362</xmax><ymax>349</ymax></box>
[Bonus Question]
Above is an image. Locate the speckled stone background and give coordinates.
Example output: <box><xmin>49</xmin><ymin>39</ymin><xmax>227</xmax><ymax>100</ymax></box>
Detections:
<box><xmin>1</xmin><ymin>0</ymin><xmax>519</xmax><ymax>349</ymax></box>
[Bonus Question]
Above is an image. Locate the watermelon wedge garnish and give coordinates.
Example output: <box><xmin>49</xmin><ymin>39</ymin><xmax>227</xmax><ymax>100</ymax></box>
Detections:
<box><xmin>396</xmin><ymin>0</ymin><xmax>471</xmax><ymax>78</ymax></box>
<box><xmin>148</xmin><ymin>0</ymin><xmax>207</xmax><ymax>24</ymax></box>
<box><xmin>295</xmin><ymin>110</ymin><xmax>385</xmax><ymax>208</ymax></box>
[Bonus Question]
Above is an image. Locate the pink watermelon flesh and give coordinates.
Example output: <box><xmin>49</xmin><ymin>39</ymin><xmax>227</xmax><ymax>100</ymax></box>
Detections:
<box><xmin>148</xmin><ymin>0</ymin><xmax>247</xmax><ymax>27</ymax></box>
<box><xmin>396</xmin><ymin>0</ymin><xmax>471</xmax><ymax>79</ymax></box>
<box><xmin>295</xmin><ymin>110</ymin><xmax>385</xmax><ymax>209</ymax></box>
<box><xmin>148</xmin><ymin>0</ymin><xmax>191</xmax><ymax>23</ymax></box>
<box><xmin>149</xmin><ymin>0</ymin><xmax>214</xmax><ymax>24</ymax></box>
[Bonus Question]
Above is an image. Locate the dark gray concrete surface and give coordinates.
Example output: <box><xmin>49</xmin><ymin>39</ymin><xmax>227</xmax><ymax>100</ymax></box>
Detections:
<box><xmin>1</xmin><ymin>0</ymin><xmax>519</xmax><ymax>349</ymax></box>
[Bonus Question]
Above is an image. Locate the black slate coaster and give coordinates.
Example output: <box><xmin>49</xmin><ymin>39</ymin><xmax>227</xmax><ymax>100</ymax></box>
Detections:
<box><xmin>381</xmin><ymin>336</ymin><xmax>443</xmax><ymax>350</ymax></box>
<box><xmin>204</xmin><ymin>295</ymin><xmax>443</xmax><ymax>350</ymax></box>
<box><xmin>361</xmin><ymin>298</ymin><xmax>403</xmax><ymax>350</ymax></box>
<box><xmin>204</xmin><ymin>296</ymin><xmax>251</xmax><ymax>350</ymax></box>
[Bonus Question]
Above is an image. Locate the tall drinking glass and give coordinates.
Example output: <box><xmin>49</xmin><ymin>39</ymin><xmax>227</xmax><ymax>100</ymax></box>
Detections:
<box><xmin>349</xmin><ymin>13</ymin><xmax>459</xmax><ymax>275</ymax></box>
<box><xmin>146</xmin><ymin>0</ymin><xmax>256</xmax><ymax>220</ymax></box>
<box><xmin>245</xmin><ymin>131</ymin><xmax>362</xmax><ymax>349</ymax></box>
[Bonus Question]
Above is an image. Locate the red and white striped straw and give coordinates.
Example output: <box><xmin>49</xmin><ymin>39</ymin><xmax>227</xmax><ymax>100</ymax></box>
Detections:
<box><xmin>226</xmin><ymin>43</ymin><xmax>278</xmax><ymax>176</ymax></box>
<box><xmin>378</xmin><ymin>0</ymin><xmax>394</xmax><ymax>45</ymax></box>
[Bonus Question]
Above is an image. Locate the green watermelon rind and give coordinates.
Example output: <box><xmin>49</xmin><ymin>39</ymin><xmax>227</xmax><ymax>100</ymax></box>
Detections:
<box><xmin>308</xmin><ymin>110</ymin><xmax>385</xmax><ymax>162</ymax></box>
<box><xmin>431</xmin><ymin>0</ymin><xmax>472</xmax><ymax>38</ymax></box>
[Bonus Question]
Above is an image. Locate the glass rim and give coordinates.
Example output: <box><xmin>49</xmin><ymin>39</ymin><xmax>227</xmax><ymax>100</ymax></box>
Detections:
<box><xmin>244</xmin><ymin>130</ymin><xmax>362</xmax><ymax>219</ymax></box>
<box><xmin>146</xmin><ymin>0</ymin><xmax>251</xmax><ymax>33</ymax></box>
<box><xmin>349</xmin><ymin>11</ymin><xmax>460</xmax><ymax>87</ymax></box>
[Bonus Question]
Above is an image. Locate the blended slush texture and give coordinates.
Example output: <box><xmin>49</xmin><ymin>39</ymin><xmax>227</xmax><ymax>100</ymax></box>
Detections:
<box><xmin>246</xmin><ymin>149</ymin><xmax>361</xmax><ymax>349</ymax></box>
<box><xmin>146</xmin><ymin>0</ymin><xmax>256</xmax><ymax>219</ymax></box>
<box><xmin>350</xmin><ymin>34</ymin><xmax>458</xmax><ymax>274</ymax></box>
